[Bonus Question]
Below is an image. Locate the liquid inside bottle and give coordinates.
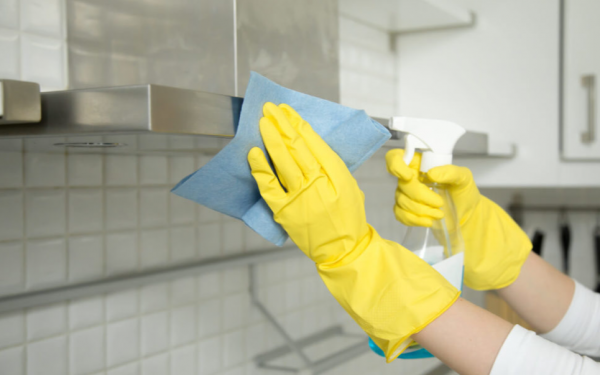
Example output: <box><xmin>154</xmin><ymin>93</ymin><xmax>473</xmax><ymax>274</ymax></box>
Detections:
<box><xmin>402</xmin><ymin>181</ymin><xmax>465</xmax><ymax>265</ymax></box>
<box><xmin>393</xmin><ymin>180</ymin><xmax>465</xmax><ymax>359</ymax></box>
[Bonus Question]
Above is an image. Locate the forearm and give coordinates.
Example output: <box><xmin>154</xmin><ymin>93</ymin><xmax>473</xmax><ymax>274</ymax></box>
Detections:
<box><xmin>412</xmin><ymin>298</ymin><xmax>513</xmax><ymax>375</ymax></box>
<box><xmin>497</xmin><ymin>252</ymin><xmax>600</xmax><ymax>357</ymax></box>
<box><xmin>497</xmin><ymin>252</ymin><xmax>574</xmax><ymax>334</ymax></box>
<box><xmin>412</xmin><ymin>297</ymin><xmax>600</xmax><ymax>375</ymax></box>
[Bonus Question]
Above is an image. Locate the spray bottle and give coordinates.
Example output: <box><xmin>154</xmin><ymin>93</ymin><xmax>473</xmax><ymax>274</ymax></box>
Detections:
<box><xmin>368</xmin><ymin>117</ymin><xmax>467</xmax><ymax>360</ymax></box>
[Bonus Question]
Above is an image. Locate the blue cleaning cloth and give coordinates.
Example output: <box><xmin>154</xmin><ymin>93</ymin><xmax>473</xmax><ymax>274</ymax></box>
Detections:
<box><xmin>171</xmin><ymin>72</ymin><xmax>391</xmax><ymax>246</ymax></box>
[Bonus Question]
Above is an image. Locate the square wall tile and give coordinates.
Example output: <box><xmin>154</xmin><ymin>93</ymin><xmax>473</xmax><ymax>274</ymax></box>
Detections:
<box><xmin>139</xmin><ymin>188</ymin><xmax>168</xmax><ymax>227</ymax></box>
<box><xmin>69</xmin><ymin>296</ymin><xmax>103</xmax><ymax>330</ymax></box>
<box><xmin>0</xmin><ymin>140</ymin><xmax>23</xmax><ymax>188</ymax></box>
<box><xmin>223</xmin><ymin>267</ymin><xmax>248</xmax><ymax>294</ymax></box>
<box><xmin>244</xmin><ymin>227</ymin><xmax>272</xmax><ymax>253</ymax></box>
<box><xmin>168</xmin><ymin>155</ymin><xmax>194</xmax><ymax>184</ymax></box>
<box><xmin>68</xmin><ymin>235</ymin><xmax>103</xmax><ymax>281</ymax></box>
<box><xmin>171</xmin><ymin>277</ymin><xmax>195</xmax><ymax>306</ymax></box>
<box><xmin>223</xmin><ymin>293</ymin><xmax>247</xmax><ymax>331</ymax></box>
<box><xmin>68</xmin><ymin>189</ymin><xmax>103</xmax><ymax>233</ymax></box>
<box><xmin>170</xmin><ymin>195</ymin><xmax>194</xmax><ymax>225</ymax></box>
<box><xmin>0</xmin><ymin>312</ymin><xmax>24</xmax><ymax>349</ymax></box>
<box><xmin>222</xmin><ymin>366</ymin><xmax>244</xmax><ymax>375</ymax></box>
<box><xmin>20</xmin><ymin>0</ymin><xmax>63</xmax><ymax>38</ymax></box>
<box><xmin>0</xmin><ymin>242</ymin><xmax>24</xmax><ymax>296</ymax></box>
<box><xmin>198</xmin><ymin>223</ymin><xmax>221</xmax><ymax>258</ymax></box>
<box><xmin>25</xmin><ymin>189</ymin><xmax>66</xmax><ymax>238</ymax></box>
<box><xmin>107</xmin><ymin>362</ymin><xmax>139</xmax><ymax>375</ymax></box>
<box><xmin>0</xmin><ymin>190</ymin><xmax>23</xmax><ymax>241</ymax></box>
<box><xmin>139</xmin><ymin>155</ymin><xmax>168</xmax><ymax>185</ymax></box>
<box><xmin>68</xmin><ymin>154</ymin><xmax>102</xmax><ymax>186</ymax></box>
<box><xmin>285</xmin><ymin>280</ymin><xmax>302</xmax><ymax>311</ymax></box>
<box><xmin>27</xmin><ymin>336</ymin><xmax>67</xmax><ymax>375</ymax></box>
<box><xmin>25</xmin><ymin>152</ymin><xmax>65</xmax><ymax>187</ymax></box>
<box><xmin>197</xmin><ymin>298</ymin><xmax>220</xmax><ymax>339</ymax></box>
<box><xmin>140</xmin><ymin>229</ymin><xmax>168</xmax><ymax>268</ymax></box>
<box><xmin>26</xmin><ymin>303</ymin><xmax>67</xmax><ymax>341</ymax></box>
<box><xmin>141</xmin><ymin>283</ymin><xmax>168</xmax><ymax>313</ymax></box>
<box><xmin>266</xmin><ymin>261</ymin><xmax>285</xmax><ymax>284</ymax></box>
<box><xmin>170</xmin><ymin>226</ymin><xmax>196</xmax><ymax>263</ymax></box>
<box><xmin>26</xmin><ymin>238</ymin><xmax>66</xmax><ymax>289</ymax></box>
<box><xmin>23</xmin><ymin>137</ymin><xmax>64</xmax><ymax>153</ymax></box>
<box><xmin>222</xmin><ymin>330</ymin><xmax>245</xmax><ymax>368</ymax></box>
<box><xmin>105</xmin><ymin>232</ymin><xmax>137</xmax><ymax>275</ymax></box>
<box><xmin>197</xmin><ymin>337</ymin><xmax>221</xmax><ymax>375</ymax></box>
<box><xmin>141</xmin><ymin>353</ymin><xmax>168</xmax><ymax>375</ymax></box>
<box><xmin>170</xmin><ymin>305</ymin><xmax>195</xmax><ymax>346</ymax></box>
<box><xmin>70</xmin><ymin>327</ymin><xmax>104</xmax><ymax>375</ymax></box>
<box><xmin>105</xmin><ymin>155</ymin><xmax>137</xmax><ymax>186</ymax></box>
<box><xmin>21</xmin><ymin>34</ymin><xmax>66</xmax><ymax>91</ymax></box>
<box><xmin>0</xmin><ymin>29</ymin><xmax>19</xmax><ymax>79</ymax></box>
<box><xmin>170</xmin><ymin>344</ymin><xmax>195</xmax><ymax>375</ymax></box>
<box><xmin>0</xmin><ymin>346</ymin><xmax>23</xmax><ymax>375</ymax></box>
<box><xmin>197</xmin><ymin>272</ymin><xmax>221</xmax><ymax>300</ymax></box>
<box><xmin>222</xmin><ymin>221</ymin><xmax>244</xmax><ymax>255</ymax></box>
<box><xmin>266</xmin><ymin>284</ymin><xmax>285</xmax><ymax>315</ymax></box>
<box><xmin>245</xmin><ymin>324</ymin><xmax>265</xmax><ymax>359</ymax></box>
<box><xmin>105</xmin><ymin>188</ymin><xmax>137</xmax><ymax>231</ymax></box>
<box><xmin>141</xmin><ymin>312</ymin><xmax>168</xmax><ymax>356</ymax></box>
<box><xmin>106</xmin><ymin>289</ymin><xmax>138</xmax><ymax>322</ymax></box>
<box><xmin>107</xmin><ymin>318</ymin><xmax>139</xmax><ymax>367</ymax></box>
<box><xmin>198</xmin><ymin>205</ymin><xmax>220</xmax><ymax>224</ymax></box>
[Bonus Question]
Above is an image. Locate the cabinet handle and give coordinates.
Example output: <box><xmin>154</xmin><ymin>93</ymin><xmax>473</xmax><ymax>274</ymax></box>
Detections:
<box><xmin>581</xmin><ymin>74</ymin><xmax>596</xmax><ymax>143</ymax></box>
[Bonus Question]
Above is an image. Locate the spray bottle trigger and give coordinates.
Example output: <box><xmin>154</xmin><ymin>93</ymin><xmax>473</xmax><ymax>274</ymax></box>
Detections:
<box><xmin>403</xmin><ymin>135</ymin><xmax>429</xmax><ymax>167</ymax></box>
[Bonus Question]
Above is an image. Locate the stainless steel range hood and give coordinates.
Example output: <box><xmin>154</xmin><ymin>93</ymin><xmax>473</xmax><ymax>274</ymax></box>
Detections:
<box><xmin>0</xmin><ymin>84</ymin><xmax>241</xmax><ymax>138</ymax></box>
<box><xmin>0</xmin><ymin>80</ymin><xmax>514</xmax><ymax>157</ymax></box>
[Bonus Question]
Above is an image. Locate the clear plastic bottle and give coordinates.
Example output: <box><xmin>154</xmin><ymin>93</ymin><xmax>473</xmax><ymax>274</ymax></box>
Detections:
<box><xmin>369</xmin><ymin>117</ymin><xmax>467</xmax><ymax>360</ymax></box>
<box><xmin>394</xmin><ymin>180</ymin><xmax>465</xmax><ymax>359</ymax></box>
<box><xmin>403</xmin><ymin>181</ymin><xmax>465</xmax><ymax>266</ymax></box>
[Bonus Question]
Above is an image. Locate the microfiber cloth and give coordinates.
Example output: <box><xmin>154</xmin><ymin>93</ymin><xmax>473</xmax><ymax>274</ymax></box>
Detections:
<box><xmin>171</xmin><ymin>72</ymin><xmax>391</xmax><ymax>246</ymax></box>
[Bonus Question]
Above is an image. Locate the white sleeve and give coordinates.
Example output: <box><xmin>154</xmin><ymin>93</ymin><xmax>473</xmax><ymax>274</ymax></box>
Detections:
<box><xmin>490</xmin><ymin>325</ymin><xmax>600</xmax><ymax>375</ymax></box>
<box><xmin>541</xmin><ymin>281</ymin><xmax>600</xmax><ymax>357</ymax></box>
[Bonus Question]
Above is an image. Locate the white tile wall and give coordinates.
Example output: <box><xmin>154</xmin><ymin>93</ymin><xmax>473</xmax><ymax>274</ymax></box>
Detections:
<box><xmin>0</xmin><ymin>4</ymin><xmax>474</xmax><ymax>375</ymax></box>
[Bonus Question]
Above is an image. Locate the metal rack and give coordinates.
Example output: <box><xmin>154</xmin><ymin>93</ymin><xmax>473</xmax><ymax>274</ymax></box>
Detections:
<box><xmin>0</xmin><ymin>245</ymin><xmax>373</xmax><ymax>374</ymax></box>
<box><xmin>249</xmin><ymin>265</ymin><xmax>370</xmax><ymax>374</ymax></box>
<box><xmin>0</xmin><ymin>247</ymin><xmax>297</xmax><ymax>314</ymax></box>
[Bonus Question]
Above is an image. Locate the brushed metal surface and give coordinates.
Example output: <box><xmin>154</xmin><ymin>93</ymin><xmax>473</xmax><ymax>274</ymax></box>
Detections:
<box><xmin>236</xmin><ymin>0</ymin><xmax>340</xmax><ymax>102</ymax></box>
<box><xmin>0</xmin><ymin>85</ymin><xmax>241</xmax><ymax>138</ymax></box>
<box><xmin>0</xmin><ymin>85</ymin><xmax>500</xmax><ymax>158</ymax></box>
<box><xmin>0</xmin><ymin>80</ymin><xmax>41</xmax><ymax>124</ymax></box>
<box><xmin>66</xmin><ymin>0</ymin><xmax>236</xmax><ymax>95</ymax></box>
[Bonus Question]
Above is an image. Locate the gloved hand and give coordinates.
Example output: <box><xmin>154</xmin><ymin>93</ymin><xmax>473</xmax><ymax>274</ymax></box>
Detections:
<box><xmin>248</xmin><ymin>103</ymin><xmax>460</xmax><ymax>362</ymax></box>
<box><xmin>386</xmin><ymin>149</ymin><xmax>532</xmax><ymax>291</ymax></box>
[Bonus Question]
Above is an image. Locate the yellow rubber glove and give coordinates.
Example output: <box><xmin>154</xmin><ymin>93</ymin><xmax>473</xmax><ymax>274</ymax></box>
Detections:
<box><xmin>386</xmin><ymin>149</ymin><xmax>532</xmax><ymax>291</ymax></box>
<box><xmin>248</xmin><ymin>103</ymin><xmax>459</xmax><ymax>362</ymax></box>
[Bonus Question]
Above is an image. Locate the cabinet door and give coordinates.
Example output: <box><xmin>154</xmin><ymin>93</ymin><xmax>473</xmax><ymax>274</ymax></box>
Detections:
<box><xmin>562</xmin><ymin>0</ymin><xmax>600</xmax><ymax>159</ymax></box>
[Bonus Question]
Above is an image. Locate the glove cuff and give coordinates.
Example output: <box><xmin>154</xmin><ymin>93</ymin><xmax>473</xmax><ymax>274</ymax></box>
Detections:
<box><xmin>317</xmin><ymin>227</ymin><xmax>461</xmax><ymax>362</ymax></box>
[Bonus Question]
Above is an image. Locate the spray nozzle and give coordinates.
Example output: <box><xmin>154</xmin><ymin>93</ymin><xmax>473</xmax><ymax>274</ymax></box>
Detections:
<box><xmin>389</xmin><ymin>117</ymin><xmax>466</xmax><ymax>172</ymax></box>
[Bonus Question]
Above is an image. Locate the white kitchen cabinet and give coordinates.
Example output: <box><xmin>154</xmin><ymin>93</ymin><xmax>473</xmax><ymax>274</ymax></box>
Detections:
<box><xmin>562</xmin><ymin>0</ymin><xmax>600</xmax><ymax>160</ymax></box>
<box><xmin>339</xmin><ymin>0</ymin><xmax>474</xmax><ymax>34</ymax></box>
<box><xmin>396</xmin><ymin>0</ymin><xmax>600</xmax><ymax>187</ymax></box>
